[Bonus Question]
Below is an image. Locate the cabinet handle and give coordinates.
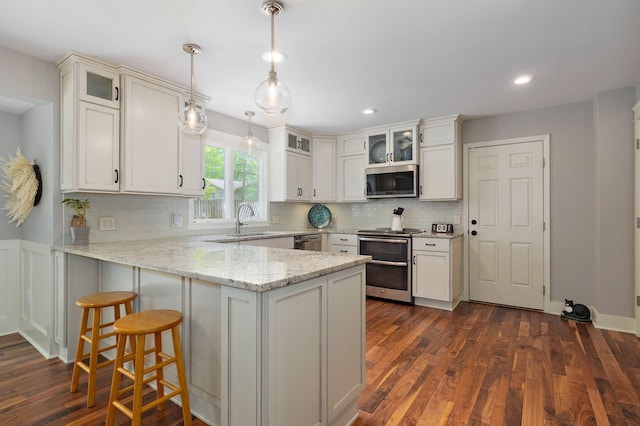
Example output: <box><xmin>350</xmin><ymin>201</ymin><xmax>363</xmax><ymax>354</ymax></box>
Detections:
<box><xmin>386</xmin><ymin>153</ymin><xmax>389</xmax><ymax>162</ymax></box>
<box><xmin>179</xmin><ymin>174</ymin><xmax>183</xmax><ymax>188</ymax></box>
<box><xmin>412</xmin><ymin>255</ymin><xmax>416</xmax><ymax>265</ymax></box>
<box><xmin>419</xmin><ymin>185</ymin><xmax>423</xmax><ymax>195</ymax></box>
<box><xmin>114</xmin><ymin>169</ymin><xmax>119</xmax><ymax>184</ymax></box>
<box><xmin>420</xmin><ymin>132</ymin><xmax>423</xmax><ymax>143</ymax></box>
<box><xmin>300</xmin><ymin>188</ymin><xmax>303</xmax><ymax>196</ymax></box>
<box><xmin>313</xmin><ymin>188</ymin><xmax>316</xmax><ymax>197</ymax></box>
<box><xmin>390</xmin><ymin>153</ymin><xmax>393</xmax><ymax>162</ymax></box>
<box><xmin>363</xmin><ymin>141</ymin><xmax>366</xmax><ymax>150</ymax></box>
<box><xmin>425</xmin><ymin>243</ymin><xmax>436</xmax><ymax>246</ymax></box>
<box><xmin>340</xmin><ymin>250</ymin><xmax>348</xmax><ymax>253</ymax></box>
<box><xmin>339</xmin><ymin>238</ymin><xmax>348</xmax><ymax>241</ymax></box>
<box><xmin>114</xmin><ymin>87</ymin><xmax>119</xmax><ymax>101</ymax></box>
<box><xmin>202</xmin><ymin>178</ymin><xmax>206</xmax><ymax>190</ymax></box>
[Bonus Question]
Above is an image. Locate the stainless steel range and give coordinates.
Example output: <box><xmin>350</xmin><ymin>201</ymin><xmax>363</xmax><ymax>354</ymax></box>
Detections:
<box><xmin>357</xmin><ymin>228</ymin><xmax>425</xmax><ymax>303</ymax></box>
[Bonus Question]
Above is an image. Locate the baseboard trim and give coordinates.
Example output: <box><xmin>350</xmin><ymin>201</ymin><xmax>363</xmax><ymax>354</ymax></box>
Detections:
<box><xmin>590</xmin><ymin>307</ymin><xmax>636</xmax><ymax>333</ymax></box>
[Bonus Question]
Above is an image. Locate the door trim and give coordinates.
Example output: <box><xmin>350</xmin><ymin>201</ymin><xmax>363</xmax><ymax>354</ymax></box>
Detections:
<box><xmin>462</xmin><ymin>135</ymin><xmax>552</xmax><ymax>312</ymax></box>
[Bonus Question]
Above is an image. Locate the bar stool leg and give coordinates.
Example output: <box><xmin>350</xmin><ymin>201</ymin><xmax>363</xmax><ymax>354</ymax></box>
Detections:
<box><xmin>86</xmin><ymin>306</ymin><xmax>102</xmax><ymax>407</ymax></box>
<box><xmin>154</xmin><ymin>331</ymin><xmax>165</xmax><ymax>411</ymax></box>
<box><xmin>106</xmin><ymin>333</ymin><xmax>127</xmax><ymax>426</ymax></box>
<box><xmin>70</xmin><ymin>307</ymin><xmax>89</xmax><ymax>393</ymax></box>
<box><xmin>172</xmin><ymin>325</ymin><xmax>192</xmax><ymax>426</ymax></box>
<box><xmin>132</xmin><ymin>333</ymin><xmax>146</xmax><ymax>425</ymax></box>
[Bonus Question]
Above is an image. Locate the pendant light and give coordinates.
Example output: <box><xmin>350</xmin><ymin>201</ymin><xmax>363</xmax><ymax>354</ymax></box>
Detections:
<box><xmin>255</xmin><ymin>1</ymin><xmax>290</xmax><ymax>115</ymax></box>
<box><xmin>239</xmin><ymin>111</ymin><xmax>262</xmax><ymax>155</ymax></box>
<box><xmin>177</xmin><ymin>43</ymin><xmax>208</xmax><ymax>134</ymax></box>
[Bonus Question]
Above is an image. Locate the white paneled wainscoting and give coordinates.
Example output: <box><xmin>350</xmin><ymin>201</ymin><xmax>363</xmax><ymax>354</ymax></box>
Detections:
<box><xmin>0</xmin><ymin>240</ymin><xmax>55</xmax><ymax>358</ymax></box>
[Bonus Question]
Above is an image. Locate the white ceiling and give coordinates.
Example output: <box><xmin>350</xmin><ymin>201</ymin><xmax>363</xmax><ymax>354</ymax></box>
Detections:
<box><xmin>0</xmin><ymin>0</ymin><xmax>639</xmax><ymax>133</ymax></box>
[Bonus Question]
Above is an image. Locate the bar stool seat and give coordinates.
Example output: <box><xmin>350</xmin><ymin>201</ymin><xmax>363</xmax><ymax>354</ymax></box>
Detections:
<box><xmin>70</xmin><ymin>290</ymin><xmax>137</xmax><ymax>407</ymax></box>
<box><xmin>106</xmin><ymin>309</ymin><xmax>191</xmax><ymax>426</ymax></box>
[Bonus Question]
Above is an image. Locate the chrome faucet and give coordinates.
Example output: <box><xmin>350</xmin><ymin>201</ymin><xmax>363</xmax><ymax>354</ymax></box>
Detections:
<box><xmin>235</xmin><ymin>203</ymin><xmax>256</xmax><ymax>234</ymax></box>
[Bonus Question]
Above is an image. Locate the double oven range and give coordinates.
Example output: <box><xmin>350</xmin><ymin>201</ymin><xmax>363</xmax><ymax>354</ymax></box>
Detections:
<box><xmin>357</xmin><ymin>228</ymin><xmax>425</xmax><ymax>304</ymax></box>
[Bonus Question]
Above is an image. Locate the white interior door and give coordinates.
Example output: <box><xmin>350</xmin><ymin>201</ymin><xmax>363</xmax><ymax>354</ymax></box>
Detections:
<box><xmin>468</xmin><ymin>140</ymin><xmax>545</xmax><ymax>309</ymax></box>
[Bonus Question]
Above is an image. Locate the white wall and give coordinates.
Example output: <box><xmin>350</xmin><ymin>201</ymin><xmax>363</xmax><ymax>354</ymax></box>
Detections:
<box><xmin>462</xmin><ymin>87</ymin><xmax>636</xmax><ymax>318</ymax></box>
<box><xmin>0</xmin><ymin>111</ymin><xmax>23</xmax><ymax>240</ymax></box>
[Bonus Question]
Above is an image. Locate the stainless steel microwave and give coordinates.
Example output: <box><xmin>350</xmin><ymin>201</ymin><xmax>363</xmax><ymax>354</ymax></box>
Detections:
<box><xmin>365</xmin><ymin>164</ymin><xmax>419</xmax><ymax>198</ymax></box>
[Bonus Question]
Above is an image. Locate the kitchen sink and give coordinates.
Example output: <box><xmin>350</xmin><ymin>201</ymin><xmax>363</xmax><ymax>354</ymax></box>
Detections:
<box><xmin>203</xmin><ymin>231</ymin><xmax>289</xmax><ymax>242</ymax></box>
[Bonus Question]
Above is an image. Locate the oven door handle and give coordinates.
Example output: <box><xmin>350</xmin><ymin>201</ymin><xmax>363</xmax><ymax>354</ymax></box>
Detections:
<box><xmin>359</xmin><ymin>237</ymin><xmax>408</xmax><ymax>244</ymax></box>
<box><xmin>369</xmin><ymin>260</ymin><xmax>409</xmax><ymax>267</ymax></box>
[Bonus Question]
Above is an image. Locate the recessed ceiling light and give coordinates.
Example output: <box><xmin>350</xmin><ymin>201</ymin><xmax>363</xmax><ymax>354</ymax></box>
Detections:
<box><xmin>514</xmin><ymin>75</ymin><xmax>534</xmax><ymax>85</ymax></box>
<box><xmin>262</xmin><ymin>50</ymin><xmax>287</xmax><ymax>63</ymax></box>
<box><xmin>362</xmin><ymin>108</ymin><xmax>377</xmax><ymax>115</ymax></box>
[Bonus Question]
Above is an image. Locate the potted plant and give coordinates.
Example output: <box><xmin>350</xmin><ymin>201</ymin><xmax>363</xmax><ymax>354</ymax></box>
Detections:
<box><xmin>62</xmin><ymin>198</ymin><xmax>91</xmax><ymax>244</ymax></box>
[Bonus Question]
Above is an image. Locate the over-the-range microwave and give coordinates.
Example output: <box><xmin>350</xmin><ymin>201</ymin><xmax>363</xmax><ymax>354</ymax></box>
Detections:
<box><xmin>365</xmin><ymin>164</ymin><xmax>419</xmax><ymax>198</ymax></box>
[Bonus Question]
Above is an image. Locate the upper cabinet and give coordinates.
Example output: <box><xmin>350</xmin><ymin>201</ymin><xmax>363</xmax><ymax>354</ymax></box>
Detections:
<box><xmin>365</xmin><ymin>120</ymin><xmax>420</xmax><ymax>167</ymax></box>
<box><xmin>337</xmin><ymin>132</ymin><xmax>367</xmax><ymax>202</ymax></box>
<box><xmin>312</xmin><ymin>137</ymin><xmax>336</xmax><ymax>202</ymax></box>
<box><xmin>418</xmin><ymin>115</ymin><xmax>462</xmax><ymax>201</ymax></box>
<box><xmin>77</xmin><ymin>62</ymin><xmax>120</xmax><ymax>109</ymax></box>
<box><xmin>286</xmin><ymin>128</ymin><xmax>312</xmax><ymax>156</ymax></box>
<box><xmin>269</xmin><ymin>125</ymin><xmax>313</xmax><ymax>202</ymax></box>
<box><xmin>59</xmin><ymin>54</ymin><xmax>121</xmax><ymax>192</ymax></box>
<box><xmin>58</xmin><ymin>53</ymin><xmax>208</xmax><ymax>196</ymax></box>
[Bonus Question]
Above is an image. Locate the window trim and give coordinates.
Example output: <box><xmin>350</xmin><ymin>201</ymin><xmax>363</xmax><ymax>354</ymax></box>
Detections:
<box><xmin>187</xmin><ymin>128</ymin><xmax>268</xmax><ymax>230</ymax></box>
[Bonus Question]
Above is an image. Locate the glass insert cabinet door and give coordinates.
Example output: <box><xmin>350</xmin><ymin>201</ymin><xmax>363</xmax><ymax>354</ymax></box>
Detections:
<box><xmin>392</xmin><ymin>128</ymin><xmax>414</xmax><ymax>163</ymax></box>
<box><xmin>286</xmin><ymin>131</ymin><xmax>311</xmax><ymax>154</ymax></box>
<box><xmin>368</xmin><ymin>132</ymin><xmax>388</xmax><ymax>165</ymax></box>
<box><xmin>78</xmin><ymin>63</ymin><xmax>120</xmax><ymax>109</ymax></box>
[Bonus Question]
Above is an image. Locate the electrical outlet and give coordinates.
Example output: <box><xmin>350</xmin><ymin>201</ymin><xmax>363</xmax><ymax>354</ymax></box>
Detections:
<box><xmin>453</xmin><ymin>214</ymin><xmax>461</xmax><ymax>225</ymax></box>
<box><xmin>172</xmin><ymin>213</ymin><xmax>183</xmax><ymax>228</ymax></box>
<box><xmin>99</xmin><ymin>216</ymin><xmax>116</xmax><ymax>231</ymax></box>
<box><xmin>272</xmin><ymin>214</ymin><xmax>280</xmax><ymax>224</ymax></box>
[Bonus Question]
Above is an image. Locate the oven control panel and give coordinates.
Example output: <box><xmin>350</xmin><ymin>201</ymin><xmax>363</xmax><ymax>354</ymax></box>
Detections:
<box><xmin>431</xmin><ymin>223</ymin><xmax>454</xmax><ymax>234</ymax></box>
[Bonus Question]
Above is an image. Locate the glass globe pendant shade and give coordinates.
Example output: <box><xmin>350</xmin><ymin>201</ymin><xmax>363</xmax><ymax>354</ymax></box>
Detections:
<box><xmin>177</xmin><ymin>43</ymin><xmax>208</xmax><ymax>134</ymax></box>
<box><xmin>255</xmin><ymin>71</ymin><xmax>291</xmax><ymax>115</ymax></box>
<box><xmin>240</xmin><ymin>111</ymin><xmax>263</xmax><ymax>155</ymax></box>
<box><xmin>178</xmin><ymin>100</ymin><xmax>208</xmax><ymax>135</ymax></box>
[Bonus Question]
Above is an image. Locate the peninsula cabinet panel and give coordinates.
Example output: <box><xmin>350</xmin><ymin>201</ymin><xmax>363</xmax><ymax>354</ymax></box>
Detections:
<box><xmin>327</xmin><ymin>267</ymin><xmax>365</xmax><ymax>422</ymax></box>
<box><xmin>189</xmin><ymin>279</ymin><xmax>222</xmax><ymax>424</ymax></box>
<box><xmin>121</xmin><ymin>75</ymin><xmax>183</xmax><ymax>195</ymax></box>
<box><xmin>267</xmin><ymin>277</ymin><xmax>326</xmax><ymax>426</ymax></box>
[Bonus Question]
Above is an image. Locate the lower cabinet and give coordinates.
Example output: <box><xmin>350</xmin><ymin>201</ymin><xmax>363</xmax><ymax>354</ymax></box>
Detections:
<box><xmin>222</xmin><ymin>265</ymin><xmax>366</xmax><ymax>426</ymax></box>
<box><xmin>328</xmin><ymin>233</ymin><xmax>358</xmax><ymax>255</ymax></box>
<box><xmin>412</xmin><ymin>236</ymin><xmax>463</xmax><ymax>310</ymax></box>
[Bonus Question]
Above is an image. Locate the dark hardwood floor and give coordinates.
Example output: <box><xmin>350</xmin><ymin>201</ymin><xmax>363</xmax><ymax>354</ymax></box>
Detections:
<box><xmin>1</xmin><ymin>300</ymin><xmax>640</xmax><ymax>425</ymax></box>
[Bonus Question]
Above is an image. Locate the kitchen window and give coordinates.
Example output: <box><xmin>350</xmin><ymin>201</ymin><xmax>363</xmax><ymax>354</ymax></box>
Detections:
<box><xmin>188</xmin><ymin>129</ymin><xmax>267</xmax><ymax>229</ymax></box>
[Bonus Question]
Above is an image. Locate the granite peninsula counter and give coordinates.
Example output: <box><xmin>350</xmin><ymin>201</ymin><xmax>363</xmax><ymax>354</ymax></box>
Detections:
<box><xmin>55</xmin><ymin>237</ymin><xmax>369</xmax><ymax>426</ymax></box>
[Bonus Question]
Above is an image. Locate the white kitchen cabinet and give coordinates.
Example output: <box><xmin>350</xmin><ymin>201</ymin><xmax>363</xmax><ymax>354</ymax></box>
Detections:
<box><xmin>269</xmin><ymin>126</ymin><xmax>313</xmax><ymax>202</ymax></box>
<box><xmin>180</xmin><ymin>133</ymin><xmax>205</xmax><ymax>197</ymax></box>
<box><xmin>121</xmin><ymin>73</ymin><xmax>183</xmax><ymax>195</ymax></box>
<box><xmin>412</xmin><ymin>236</ymin><xmax>463</xmax><ymax>310</ymax></box>
<box><xmin>285</xmin><ymin>128</ymin><xmax>312</xmax><ymax>155</ymax></box>
<box><xmin>312</xmin><ymin>137</ymin><xmax>336</xmax><ymax>202</ymax></box>
<box><xmin>328</xmin><ymin>233</ymin><xmax>358</xmax><ymax>255</ymax></box>
<box><xmin>365</xmin><ymin>120</ymin><xmax>420</xmax><ymax>166</ymax></box>
<box><xmin>262</xmin><ymin>266</ymin><xmax>365</xmax><ymax>426</ymax></box>
<box><xmin>337</xmin><ymin>132</ymin><xmax>367</xmax><ymax>202</ymax></box>
<box><xmin>419</xmin><ymin>115</ymin><xmax>462</xmax><ymax>200</ymax></box>
<box><xmin>59</xmin><ymin>53</ymin><xmax>121</xmax><ymax>192</ymax></box>
<box><xmin>59</xmin><ymin>53</ymin><xmax>207</xmax><ymax>196</ymax></box>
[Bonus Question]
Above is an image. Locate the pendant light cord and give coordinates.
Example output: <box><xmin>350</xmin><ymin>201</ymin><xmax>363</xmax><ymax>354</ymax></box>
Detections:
<box><xmin>189</xmin><ymin>51</ymin><xmax>196</xmax><ymax>103</ymax></box>
<box><xmin>270</xmin><ymin>10</ymin><xmax>276</xmax><ymax>75</ymax></box>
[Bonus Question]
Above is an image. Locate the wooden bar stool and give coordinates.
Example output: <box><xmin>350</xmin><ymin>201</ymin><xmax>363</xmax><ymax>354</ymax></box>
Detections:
<box><xmin>106</xmin><ymin>309</ymin><xmax>191</xmax><ymax>426</ymax></box>
<box><xmin>70</xmin><ymin>290</ymin><xmax>137</xmax><ymax>407</ymax></box>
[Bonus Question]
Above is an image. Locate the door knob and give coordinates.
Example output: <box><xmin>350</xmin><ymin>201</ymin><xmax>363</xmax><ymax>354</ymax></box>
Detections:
<box><xmin>471</xmin><ymin>230</ymin><xmax>477</xmax><ymax>236</ymax></box>
<box><xmin>471</xmin><ymin>219</ymin><xmax>477</xmax><ymax>225</ymax></box>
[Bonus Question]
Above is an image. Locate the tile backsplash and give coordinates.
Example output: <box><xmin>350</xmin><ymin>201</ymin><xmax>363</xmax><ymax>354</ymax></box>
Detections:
<box><xmin>65</xmin><ymin>193</ymin><xmax>462</xmax><ymax>243</ymax></box>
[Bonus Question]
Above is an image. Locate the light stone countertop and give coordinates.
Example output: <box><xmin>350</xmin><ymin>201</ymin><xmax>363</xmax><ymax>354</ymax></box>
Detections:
<box><xmin>55</xmin><ymin>237</ymin><xmax>370</xmax><ymax>293</ymax></box>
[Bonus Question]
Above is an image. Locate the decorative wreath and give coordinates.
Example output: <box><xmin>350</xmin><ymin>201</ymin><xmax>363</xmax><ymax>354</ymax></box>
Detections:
<box><xmin>0</xmin><ymin>148</ymin><xmax>42</xmax><ymax>226</ymax></box>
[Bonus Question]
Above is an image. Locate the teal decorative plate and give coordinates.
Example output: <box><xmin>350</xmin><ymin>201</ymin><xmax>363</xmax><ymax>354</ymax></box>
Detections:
<box><xmin>308</xmin><ymin>204</ymin><xmax>332</xmax><ymax>229</ymax></box>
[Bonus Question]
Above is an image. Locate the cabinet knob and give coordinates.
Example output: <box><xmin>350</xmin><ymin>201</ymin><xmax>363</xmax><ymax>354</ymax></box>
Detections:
<box><xmin>471</xmin><ymin>230</ymin><xmax>477</xmax><ymax>236</ymax></box>
<box><xmin>471</xmin><ymin>219</ymin><xmax>477</xmax><ymax>225</ymax></box>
